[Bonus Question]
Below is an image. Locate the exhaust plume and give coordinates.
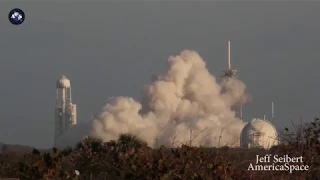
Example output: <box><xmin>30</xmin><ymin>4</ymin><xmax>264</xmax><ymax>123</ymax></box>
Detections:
<box><xmin>56</xmin><ymin>50</ymin><xmax>249</xmax><ymax>148</ymax></box>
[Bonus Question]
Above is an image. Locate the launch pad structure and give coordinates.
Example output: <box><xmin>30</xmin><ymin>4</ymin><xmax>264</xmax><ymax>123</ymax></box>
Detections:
<box><xmin>221</xmin><ymin>41</ymin><xmax>242</xmax><ymax>119</ymax></box>
<box><xmin>222</xmin><ymin>41</ymin><xmax>238</xmax><ymax>78</ymax></box>
<box><xmin>54</xmin><ymin>75</ymin><xmax>77</xmax><ymax>147</ymax></box>
<box><xmin>50</xmin><ymin>42</ymin><xmax>278</xmax><ymax>149</ymax></box>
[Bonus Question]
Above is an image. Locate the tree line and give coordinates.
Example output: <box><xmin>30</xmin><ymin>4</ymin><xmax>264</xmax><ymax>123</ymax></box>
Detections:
<box><xmin>1</xmin><ymin>118</ymin><xmax>320</xmax><ymax>180</ymax></box>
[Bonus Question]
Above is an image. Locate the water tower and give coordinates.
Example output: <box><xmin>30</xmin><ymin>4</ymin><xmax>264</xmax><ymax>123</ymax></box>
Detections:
<box><xmin>54</xmin><ymin>75</ymin><xmax>77</xmax><ymax>146</ymax></box>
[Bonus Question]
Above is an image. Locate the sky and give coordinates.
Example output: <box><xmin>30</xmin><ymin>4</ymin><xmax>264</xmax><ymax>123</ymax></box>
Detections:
<box><xmin>0</xmin><ymin>1</ymin><xmax>319</xmax><ymax>148</ymax></box>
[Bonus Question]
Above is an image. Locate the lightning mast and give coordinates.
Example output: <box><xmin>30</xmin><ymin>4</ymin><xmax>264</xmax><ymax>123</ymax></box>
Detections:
<box><xmin>221</xmin><ymin>41</ymin><xmax>242</xmax><ymax>118</ymax></box>
<box><xmin>271</xmin><ymin>102</ymin><xmax>274</xmax><ymax>122</ymax></box>
<box><xmin>54</xmin><ymin>75</ymin><xmax>77</xmax><ymax>147</ymax></box>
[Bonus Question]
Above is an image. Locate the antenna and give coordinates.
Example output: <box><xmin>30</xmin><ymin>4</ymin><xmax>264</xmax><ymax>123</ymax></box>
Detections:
<box><xmin>228</xmin><ymin>41</ymin><xmax>231</xmax><ymax>70</ymax></box>
<box><xmin>263</xmin><ymin>113</ymin><xmax>266</xmax><ymax>120</ymax></box>
<box><xmin>271</xmin><ymin>102</ymin><xmax>274</xmax><ymax>120</ymax></box>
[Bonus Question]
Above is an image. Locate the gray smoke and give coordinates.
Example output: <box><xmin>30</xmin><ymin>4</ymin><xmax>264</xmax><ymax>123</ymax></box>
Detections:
<box><xmin>56</xmin><ymin>50</ymin><xmax>249</xmax><ymax>148</ymax></box>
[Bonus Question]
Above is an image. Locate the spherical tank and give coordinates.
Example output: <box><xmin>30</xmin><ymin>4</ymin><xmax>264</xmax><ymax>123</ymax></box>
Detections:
<box><xmin>240</xmin><ymin>119</ymin><xmax>278</xmax><ymax>149</ymax></box>
<box><xmin>57</xmin><ymin>75</ymin><xmax>71</xmax><ymax>88</ymax></box>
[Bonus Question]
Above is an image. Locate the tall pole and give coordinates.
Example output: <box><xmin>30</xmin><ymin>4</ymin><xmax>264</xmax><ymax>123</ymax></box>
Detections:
<box><xmin>189</xmin><ymin>129</ymin><xmax>192</xmax><ymax>146</ymax></box>
<box><xmin>218</xmin><ymin>129</ymin><xmax>223</xmax><ymax>148</ymax></box>
<box><xmin>54</xmin><ymin>89</ymin><xmax>59</xmax><ymax>147</ymax></box>
<box><xmin>228</xmin><ymin>41</ymin><xmax>231</xmax><ymax>70</ymax></box>
<box><xmin>271</xmin><ymin>102</ymin><xmax>274</xmax><ymax>121</ymax></box>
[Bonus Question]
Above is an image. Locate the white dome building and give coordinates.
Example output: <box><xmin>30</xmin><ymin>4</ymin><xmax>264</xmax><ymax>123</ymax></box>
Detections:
<box><xmin>240</xmin><ymin>119</ymin><xmax>279</xmax><ymax>149</ymax></box>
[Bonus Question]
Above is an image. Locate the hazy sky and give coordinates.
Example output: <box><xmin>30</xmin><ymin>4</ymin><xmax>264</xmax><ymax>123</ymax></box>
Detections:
<box><xmin>0</xmin><ymin>2</ymin><xmax>319</xmax><ymax>148</ymax></box>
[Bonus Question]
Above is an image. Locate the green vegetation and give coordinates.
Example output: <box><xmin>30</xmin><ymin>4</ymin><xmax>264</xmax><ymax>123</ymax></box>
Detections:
<box><xmin>1</xmin><ymin>119</ymin><xmax>320</xmax><ymax>180</ymax></box>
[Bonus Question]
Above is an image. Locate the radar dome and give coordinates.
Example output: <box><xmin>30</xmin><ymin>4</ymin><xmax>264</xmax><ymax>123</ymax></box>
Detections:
<box><xmin>240</xmin><ymin>119</ymin><xmax>278</xmax><ymax>149</ymax></box>
<box><xmin>57</xmin><ymin>75</ymin><xmax>71</xmax><ymax>88</ymax></box>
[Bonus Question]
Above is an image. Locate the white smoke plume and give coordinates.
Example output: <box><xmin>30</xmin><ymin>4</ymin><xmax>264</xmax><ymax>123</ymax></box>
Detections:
<box><xmin>56</xmin><ymin>50</ymin><xmax>249</xmax><ymax>148</ymax></box>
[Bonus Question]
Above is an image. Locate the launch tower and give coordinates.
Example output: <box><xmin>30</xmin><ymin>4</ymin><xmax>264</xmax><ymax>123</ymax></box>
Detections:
<box><xmin>221</xmin><ymin>41</ymin><xmax>242</xmax><ymax>118</ymax></box>
<box><xmin>54</xmin><ymin>75</ymin><xmax>77</xmax><ymax>146</ymax></box>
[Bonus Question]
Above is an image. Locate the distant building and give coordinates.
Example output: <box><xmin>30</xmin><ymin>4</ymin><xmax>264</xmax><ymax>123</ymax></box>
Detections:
<box><xmin>54</xmin><ymin>75</ymin><xmax>77</xmax><ymax>147</ymax></box>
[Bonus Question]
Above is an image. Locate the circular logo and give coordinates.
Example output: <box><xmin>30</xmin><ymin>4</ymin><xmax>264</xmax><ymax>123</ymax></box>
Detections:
<box><xmin>8</xmin><ymin>8</ymin><xmax>25</xmax><ymax>25</ymax></box>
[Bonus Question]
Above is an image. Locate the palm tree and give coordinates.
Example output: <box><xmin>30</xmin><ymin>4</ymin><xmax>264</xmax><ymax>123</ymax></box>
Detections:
<box><xmin>117</xmin><ymin>133</ymin><xmax>148</xmax><ymax>150</ymax></box>
<box><xmin>77</xmin><ymin>137</ymin><xmax>103</xmax><ymax>153</ymax></box>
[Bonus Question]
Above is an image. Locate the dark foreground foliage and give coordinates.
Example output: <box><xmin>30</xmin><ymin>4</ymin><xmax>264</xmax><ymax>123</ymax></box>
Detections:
<box><xmin>1</xmin><ymin>119</ymin><xmax>320</xmax><ymax>180</ymax></box>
